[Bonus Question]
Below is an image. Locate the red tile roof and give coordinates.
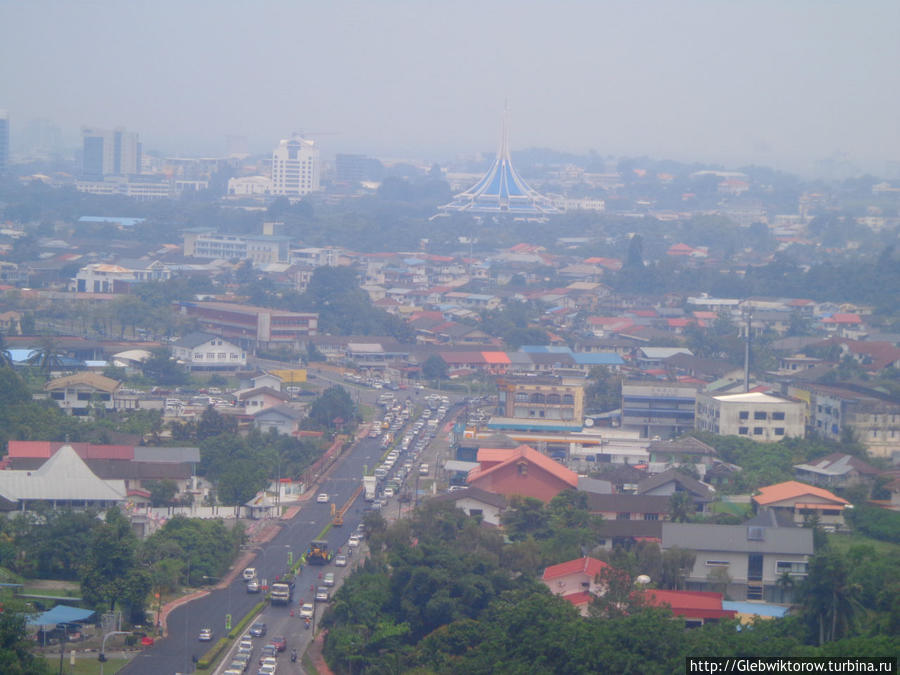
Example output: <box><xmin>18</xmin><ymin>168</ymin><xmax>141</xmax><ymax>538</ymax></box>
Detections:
<box><xmin>645</xmin><ymin>590</ymin><xmax>736</xmax><ymax>620</ymax></box>
<box><xmin>6</xmin><ymin>441</ymin><xmax>135</xmax><ymax>460</ymax></box>
<box><xmin>542</xmin><ymin>556</ymin><xmax>610</xmax><ymax>581</ymax></box>
<box><xmin>469</xmin><ymin>445</ymin><xmax>579</xmax><ymax>489</ymax></box>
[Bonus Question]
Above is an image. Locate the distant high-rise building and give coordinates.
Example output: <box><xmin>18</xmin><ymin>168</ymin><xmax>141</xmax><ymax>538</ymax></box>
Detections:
<box><xmin>271</xmin><ymin>135</ymin><xmax>320</xmax><ymax>197</ymax></box>
<box><xmin>81</xmin><ymin>126</ymin><xmax>141</xmax><ymax>179</ymax></box>
<box><xmin>335</xmin><ymin>153</ymin><xmax>384</xmax><ymax>183</ymax></box>
<box><xmin>0</xmin><ymin>110</ymin><xmax>9</xmax><ymax>174</ymax></box>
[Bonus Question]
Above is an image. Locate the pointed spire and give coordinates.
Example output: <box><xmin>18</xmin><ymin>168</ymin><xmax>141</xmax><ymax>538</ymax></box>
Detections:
<box><xmin>499</xmin><ymin>100</ymin><xmax>511</xmax><ymax>160</ymax></box>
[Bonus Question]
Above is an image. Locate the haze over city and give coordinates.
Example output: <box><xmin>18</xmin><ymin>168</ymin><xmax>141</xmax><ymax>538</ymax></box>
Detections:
<box><xmin>2</xmin><ymin>0</ymin><xmax>899</xmax><ymax>173</ymax></box>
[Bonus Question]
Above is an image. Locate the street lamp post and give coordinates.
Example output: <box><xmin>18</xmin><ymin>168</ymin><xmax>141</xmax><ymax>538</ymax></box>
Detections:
<box><xmin>99</xmin><ymin>630</ymin><xmax>129</xmax><ymax>675</ymax></box>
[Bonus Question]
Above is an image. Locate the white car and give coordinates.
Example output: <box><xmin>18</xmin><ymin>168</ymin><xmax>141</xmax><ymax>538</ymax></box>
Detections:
<box><xmin>316</xmin><ymin>493</ymin><xmax>329</xmax><ymax>503</ymax></box>
<box><xmin>299</xmin><ymin>603</ymin><xmax>314</xmax><ymax>618</ymax></box>
<box><xmin>242</xmin><ymin>567</ymin><xmax>257</xmax><ymax>581</ymax></box>
<box><xmin>348</xmin><ymin>535</ymin><xmax>361</xmax><ymax>548</ymax></box>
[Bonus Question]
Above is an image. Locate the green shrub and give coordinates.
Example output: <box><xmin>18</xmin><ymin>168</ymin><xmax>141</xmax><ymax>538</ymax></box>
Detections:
<box><xmin>196</xmin><ymin>637</ymin><xmax>229</xmax><ymax>670</ymax></box>
<box><xmin>227</xmin><ymin>599</ymin><xmax>268</xmax><ymax>639</ymax></box>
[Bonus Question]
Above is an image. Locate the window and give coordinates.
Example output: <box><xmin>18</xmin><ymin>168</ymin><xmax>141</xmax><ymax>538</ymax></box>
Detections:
<box><xmin>515</xmin><ymin>392</ymin><xmax>528</xmax><ymax>402</ymax></box>
<box><xmin>644</xmin><ymin>513</ymin><xmax>659</xmax><ymax>521</ymax></box>
<box><xmin>738</xmin><ymin>427</ymin><xmax>749</xmax><ymax>435</ymax></box>
<box><xmin>739</xmin><ymin>411</ymin><xmax>749</xmax><ymax>420</ymax></box>
<box><xmin>754</xmin><ymin>411</ymin><xmax>767</xmax><ymax>420</ymax></box>
<box><xmin>772</xmin><ymin>412</ymin><xmax>785</xmax><ymax>420</ymax></box>
<box><xmin>774</xmin><ymin>428</ymin><xmax>785</xmax><ymax>436</ymax></box>
<box><xmin>754</xmin><ymin>427</ymin><xmax>763</xmax><ymax>435</ymax></box>
<box><xmin>705</xmin><ymin>560</ymin><xmax>730</xmax><ymax>567</ymax></box>
<box><xmin>776</xmin><ymin>561</ymin><xmax>807</xmax><ymax>575</ymax></box>
<box><xmin>616</xmin><ymin>512</ymin><xmax>631</xmax><ymax>520</ymax></box>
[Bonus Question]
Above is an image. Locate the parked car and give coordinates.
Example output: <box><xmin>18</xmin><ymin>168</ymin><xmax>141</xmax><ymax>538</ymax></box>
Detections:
<box><xmin>198</xmin><ymin>627</ymin><xmax>213</xmax><ymax>641</ymax></box>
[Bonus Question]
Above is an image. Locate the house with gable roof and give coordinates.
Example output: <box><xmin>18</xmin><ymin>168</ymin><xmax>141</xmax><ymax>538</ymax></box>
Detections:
<box><xmin>753</xmin><ymin>481</ymin><xmax>849</xmax><ymax>530</ymax></box>
<box><xmin>466</xmin><ymin>444</ymin><xmax>579</xmax><ymax>503</ymax></box>
<box><xmin>44</xmin><ymin>372</ymin><xmax>122</xmax><ymax>416</ymax></box>
<box><xmin>541</xmin><ymin>556</ymin><xmax>611</xmax><ymax>615</ymax></box>
<box><xmin>171</xmin><ymin>332</ymin><xmax>246</xmax><ymax>371</ymax></box>
<box><xmin>793</xmin><ymin>453</ymin><xmax>881</xmax><ymax>490</ymax></box>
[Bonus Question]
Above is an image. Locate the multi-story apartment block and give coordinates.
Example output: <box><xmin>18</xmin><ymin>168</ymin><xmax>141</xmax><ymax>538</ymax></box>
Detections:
<box><xmin>493</xmin><ymin>375</ymin><xmax>585</xmax><ymax>431</ymax></box>
<box><xmin>695</xmin><ymin>392</ymin><xmax>805</xmax><ymax>442</ymax></box>
<box><xmin>81</xmin><ymin>126</ymin><xmax>141</xmax><ymax>179</ymax></box>
<box><xmin>182</xmin><ymin>229</ymin><xmax>289</xmax><ymax>265</ymax></box>
<box><xmin>73</xmin><ymin>261</ymin><xmax>172</xmax><ymax>293</ymax></box>
<box><xmin>271</xmin><ymin>135</ymin><xmax>320</xmax><ymax>197</ymax></box>
<box><xmin>177</xmin><ymin>300</ymin><xmax>317</xmax><ymax>349</ymax></box>
<box><xmin>621</xmin><ymin>380</ymin><xmax>697</xmax><ymax>439</ymax></box>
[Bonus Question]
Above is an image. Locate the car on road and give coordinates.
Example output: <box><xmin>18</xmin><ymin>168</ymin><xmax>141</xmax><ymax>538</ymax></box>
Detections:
<box><xmin>242</xmin><ymin>567</ymin><xmax>257</xmax><ymax>581</ymax></box>
<box><xmin>232</xmin><ymin>654</ymin><xmax>251</xmax><ymax>671</ymax></box>
<box><xmin>223</xmin><ymin>669</ymin><xmax>243</xmax><ymax>675</ymax></box>
<box><xmin>299</xmin><ymin>603</ymin><xmax>314</xmax><ymax>618</ymax></box>
<box><xmin>249</xmin><ymin>621</ymin><xmax>267</xmax><ymax>637</ymax></box>
<box><xmin>246</xmin><ymin>579</ymin><xmax>260</xmax><ymax>593</ymax></box>
<box><xmin>258</xmin><ymin>645</ymin><xmax>277</xmax><ymax>663</ymax></box>
<box><xmin>258</xmin><ymin>665</ymin><xmax>277</xmax><ymax>675</ymax></box>
<box><xmin>323</xmin><ymin>572</ymin><xmax>335</xmax><ymax>587</ymax></box>
<box><xmin>316</xmin><ymin>493</ymin><xmax>329</xmax><ymax>503</ymax></box>
<box><xmin>334</xmin><ymin>554</ymin><xmax>347</xmax><ymax>567</ymax></box>
<box><xmin>269</xmin><ymin>636</ymin><xmax>287</xmax><ymax>652</ymax></box>
<box><xmin>226</xmin><ymin>661</ymin><xmax>246</xmax><ymax>673</ymax></box>
<box><xmin>348</xmin><ymin>534</ymin><xmax>361</xmax><ymax>548</ymax></box>
<box><xmin>198</xmin><ymin>627</ymin><xmax>213</xmax><ymax>641</ymax></box>
<box><xmin>315</xmin><ymin>586</ymin><xmax>330</xmax><ymax>602</ymax></box>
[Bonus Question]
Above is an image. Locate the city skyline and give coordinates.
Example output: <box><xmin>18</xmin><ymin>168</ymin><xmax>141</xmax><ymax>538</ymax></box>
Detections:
<box><xmin>1</xmin><ymin>1</ymin><xmax>899</xmax><ymax>174</ymax></box>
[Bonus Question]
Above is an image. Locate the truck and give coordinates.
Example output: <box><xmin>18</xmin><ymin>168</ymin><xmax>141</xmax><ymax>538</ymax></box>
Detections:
<box><xmin>306</xmin><ymin>540</ymin><xmax>332</xmax><ymax>566</ymax></box>
<box><xmin>270</xmin><ymin>577</ymin><xmax>294</xmax><ymax>605</ymax></box>
<box><xmin>363</xmin><ymin>475</ymin><xmax>377</xmax><ymax>502</ymax></box>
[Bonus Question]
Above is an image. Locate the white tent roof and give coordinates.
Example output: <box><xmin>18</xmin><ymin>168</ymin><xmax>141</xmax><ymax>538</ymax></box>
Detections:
<box><xmin>0</xmin><ymin>445</ymin><xmax>125</xmax><ymax>503</ymax></box>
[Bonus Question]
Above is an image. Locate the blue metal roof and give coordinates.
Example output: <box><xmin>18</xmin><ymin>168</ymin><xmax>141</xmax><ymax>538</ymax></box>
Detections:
<box><xmin>573</xmin><ymin>352</ymin><xmax>625</xmax><ymax>366</ymax></box>
<box><xmin>28</xmin><ymin>605</ymin><xmax>95</xmax><ymax>626</ymax></box>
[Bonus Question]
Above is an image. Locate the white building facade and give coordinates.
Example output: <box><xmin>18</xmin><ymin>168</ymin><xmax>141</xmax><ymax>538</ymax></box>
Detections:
<box><xmin>695</xmin><ymin>392</ymin><xmax>805</xmax><ymax>442</ymax></box>
<box><xmin>271</xmin><ymin>135</ymin><xmax>320</xmax><ymax>197</ymax></box>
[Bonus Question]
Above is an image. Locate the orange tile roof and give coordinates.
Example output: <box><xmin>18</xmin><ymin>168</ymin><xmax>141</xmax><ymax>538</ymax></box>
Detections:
<box><xmin>753</xmin><ymin>481</ymin><xmax>848</xmax><ymax>507</ymax></box>
<box><xmin>469</xmin><ymin>444</ymin><xmax>578</xmax><ymax>488</ymax></box>
<box><xmin>542</xmin><ymin>556</ymin><xmax>610</xmax><ymax>581</ymax></box>
<box><xmin>481</xmin><ymin>351</ymin><xmax>511</xmax><ymax>364</ymax></box>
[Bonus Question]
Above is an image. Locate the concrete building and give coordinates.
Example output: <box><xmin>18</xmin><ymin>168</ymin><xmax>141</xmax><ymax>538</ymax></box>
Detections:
<box><xmin>621</xmin><ymin>380</ymin><xmax>697</xmax><ymax>439</ymax></box>
<box><xmin>178</xmin><ymin>300</ymin><xmax>317</xmax><ymax>348</ymax></box>
<box><xmin>662</xmin><ymin>515</ymin><xmax>813</xmax><ymax>602</ymax></box>
<box><xmin>271</xmin><ymin>135</ymin><xmax>320</xmax><ymax>197</ymax></box>
<box><xmin>495</xmin><ymin>375</ymin><xmax>585</xmax><ymax>429</ymax></box>
<box><xmin>73</xmin><ymin>260</ymin><xmax>172</xmax><ymax>293</ymax></box>
<box><xmin>182</xmin><ymin>229</ymin><xmax>290</xmax><ymax>265</ymax></box>
<box><xmin>81</xmin><ymin>126</ymin><xmax>141</xmax><ymax>179</ymax></box>
<box><xmin>695</xmin><ymin>392</ymin><xmax>805</xmax><ymax>442</ymax></box>
<box><xmin>44</xmin><ymin>373</ymin><xmax>122</xmax><ymax>417</ymax></box>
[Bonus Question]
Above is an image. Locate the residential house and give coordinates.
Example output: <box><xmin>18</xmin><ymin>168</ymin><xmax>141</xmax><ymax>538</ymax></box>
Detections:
<box><xmin>753</xmin><ymin>481</ymin><xmax>849</xmax><ymax>530</ymax></box>
<box><xmin>636</xmin><ymin>469</ymin><xmax>716</xmax><ymax>514</ymax></box>
<box><xmin>586</xmin><ymin>493</ymin><xmax>671</xmax><ymax>522</ymax></box>
<box><xmin>793</xmin><ymin>453</ymin><xmax>881</xmax><ymax>490</ymax></box>
<box><xmin>432</xmin><ymin>487</ymin><xmax>508</xmax><ymax>526</ymax></box>
<box><xmin>661</xmin><ymin>515</ymin><xmax>814</xmax><ymax>602</ymax></box>
<box><xmin>466</xmin><ymin>444</ymin><xmax>579</xmax><ymax>503</ymax></box>
<box><xmin>170</xmin><ymin>332</ymin><xmax>246</xmax><ymax>371</ymax></box>
<box><xmin>252</xmin><ymin>404</ymin><xmax>305</xmax><ymax>436</ymax></box>
<box><xmin>644</xmin><ymin>590</ymin><xmax>737</xmax><ymax>627</ymax></box>
<box><xmin>236</xmin><ymin>386</ymin><xmax>290</xmax><ymax>412</ymax></box>
<box><xmin>541</xmin><ymin>556</ymin><xmax>611</xmax><ymax>615</ymax></box>
<box><xmin>646</xmin><ymin>437</ymin><xmax>718</xmax><ymax>476</ymax></box>
<box><xmin>44</xmin><ymin>372</ymin><xmax>122</xmax><ymax>416</ymax></box>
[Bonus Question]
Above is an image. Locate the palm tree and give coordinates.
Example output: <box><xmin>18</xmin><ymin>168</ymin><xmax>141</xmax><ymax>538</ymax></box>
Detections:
<box><xmin>29</xmin><ymin>336</ymin><xmax>63</xmax><ymax>375</ymax></box>
<box><xmin>0</xmin><ymin>332</ymin><xmax>12</xmax><ymax>368</ymax></box>
<box><xmin>776</xmin><ymin>570</ymin><xmax>795</xmax><ymax>604</ymax></box>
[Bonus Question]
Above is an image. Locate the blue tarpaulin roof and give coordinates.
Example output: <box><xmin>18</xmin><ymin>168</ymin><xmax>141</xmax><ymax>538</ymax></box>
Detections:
<box><xmin>28</xmin><ymin>605</ymin><xmax>94</xmax><ymax>626</ymax></box>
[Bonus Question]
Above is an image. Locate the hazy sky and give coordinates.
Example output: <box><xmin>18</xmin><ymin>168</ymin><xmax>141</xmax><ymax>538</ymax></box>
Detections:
<box><xmin>2</xmin><ymin>1</ymin><xmax>899</xmax><ymax>172</ymax></box>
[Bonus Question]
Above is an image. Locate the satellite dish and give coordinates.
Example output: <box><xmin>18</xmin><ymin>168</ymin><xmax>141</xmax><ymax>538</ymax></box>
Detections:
<box><xmin>584</xmin><ymin>418</ymin><xmax>595</xmax><ymax>427</ymax></box>
<box><xmin>635</xmin><ymin>575</ymin><xmax>651</xmax><ymax>585</ymax></box>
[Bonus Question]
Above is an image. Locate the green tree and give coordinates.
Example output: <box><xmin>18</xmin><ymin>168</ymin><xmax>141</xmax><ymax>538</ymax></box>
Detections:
<box><xmin>306</xmin><ymin>385</ymin><xmax>358</xmax><ymax>431</ymax></box>
<box><xmin>800</xmin><ymin>550</ymin><xmax>862</xmax><ymax>645</ymax></box>
<box><xmin>145</xmin><ymin>479</ymin><xmax>178</xmax><ymax>507</ymax></box>
<box><xmin>0</xmin><ymin>595</ymin><xmax>52</xmax><ymax>675</ymax></box>
<box><xmin>422</xmin><ymin>355</ymin><xmax>448</xmax><ymax>380</ymax></box>
<box><xmin>669</xmin><ymin>491</ymin><xmax>696</xmax><ymax>522</ymax></box>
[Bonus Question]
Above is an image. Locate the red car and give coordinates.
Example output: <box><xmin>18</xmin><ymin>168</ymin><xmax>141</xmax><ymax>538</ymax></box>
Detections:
<box><xmin>269</xmin><ymin>636</ymin><xmax>287</xmax><ymax>652</ymax></box>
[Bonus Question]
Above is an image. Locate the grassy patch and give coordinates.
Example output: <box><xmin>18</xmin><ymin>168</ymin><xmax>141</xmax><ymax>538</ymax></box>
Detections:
<box><xmin>42</xmin><ymin>656</ymin><xmax>129</xmax><ymax>674</ymax></box>
<box><xmin>827</xmin><ymin>531</ymin><xmax>900</xmax><ymax>557</ymax></box>
<box><xmin>301</xmin><ymin>650</ymin><xmax>319</xmax><ymax>675</ymax></box>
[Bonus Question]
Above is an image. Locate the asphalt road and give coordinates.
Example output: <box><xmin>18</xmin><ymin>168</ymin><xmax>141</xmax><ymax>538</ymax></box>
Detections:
<box><xmin>122</xmin><ymin>434</ymin><xmax>387</xmax><ymax>675</ymax></box>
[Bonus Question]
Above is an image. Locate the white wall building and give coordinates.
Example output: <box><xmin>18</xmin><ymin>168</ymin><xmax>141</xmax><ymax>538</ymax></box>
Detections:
<box><xmin>227</xmin><ymin>175</ymin><xmax>272</xmax><ymax>196</ymax></box>
<box><xmin>171</xmin><ymin>332</ymin><xmax>246</xmax><ymax>371</ymax></box>
<box><xmin>695</xmin><ymin>392</ymin><xmax>805</xmax><ymax>442</ymax></box>
<box><xmin>271</xmin><ymin>135</ymin><xmax>320</xmax><ymax>197</ymax></box>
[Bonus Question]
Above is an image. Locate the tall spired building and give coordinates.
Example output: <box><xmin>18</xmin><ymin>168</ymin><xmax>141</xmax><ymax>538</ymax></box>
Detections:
<box><xmin>441</xmin><ymin>107</ymin><xmax>559</xmax><ymax>218</ymax></box>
